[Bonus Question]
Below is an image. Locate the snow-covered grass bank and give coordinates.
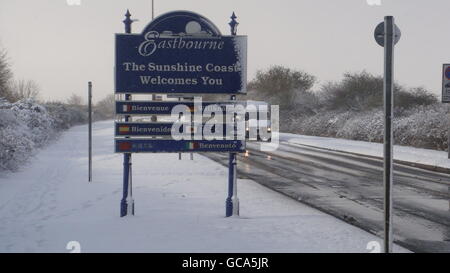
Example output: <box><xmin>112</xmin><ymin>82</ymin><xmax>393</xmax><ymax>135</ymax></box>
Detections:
<box><xmin>281</xmin><ymin>133</ymin><xmax>450</xmax><ymax>170</ymax></box>
<box><xmin>0</xmin><ymin>99</ymin><xmax>93</xmax><ymax>172</ymax></box>
<box><xmin>0</xmin><ymin>121</ymin><xmax>408</xmax><ymax>253</ymax></box>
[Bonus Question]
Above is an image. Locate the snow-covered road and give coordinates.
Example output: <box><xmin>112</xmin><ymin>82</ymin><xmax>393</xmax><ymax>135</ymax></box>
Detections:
<box><xmin>0</xmin><ymin>121</ymin><xmax>408</xmax><ymax>253</ymax></box>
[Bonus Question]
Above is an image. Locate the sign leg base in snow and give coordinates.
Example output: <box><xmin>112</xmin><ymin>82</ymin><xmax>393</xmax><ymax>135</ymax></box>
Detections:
<box><xmin>120</xmin><ymin>153</ymin><xmax>134</xmax><ymax>217</ymax></box>
<box><xmin>226</xmin><ymin>153</ymin><xmax>239</xmax><ymax>217</ymax></box>
<box><xmin>225</xmin><ymin>197</ymin><xmax>233</xmax><ymax>217</ymax></box>
<box><xmin>232</xmin><ymin>196</ymin><xmax>240</xmax><ymax>216</ymax></box>
<box><xmin>127</xmin><ymin>158</ymin><xmax>135</xmax><ymax>215</ymax></box>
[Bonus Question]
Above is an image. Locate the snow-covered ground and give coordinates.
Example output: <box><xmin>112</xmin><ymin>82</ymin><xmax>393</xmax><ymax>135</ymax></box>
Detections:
<box><xmin>0</xmin><ymin>121</ymin><xmax>408</xmax><ymax>253</ymax></box>
<box><xmin>281</xmin><ymin>133</ymin><xmax>450</xmax><ymax>169</ymax></box>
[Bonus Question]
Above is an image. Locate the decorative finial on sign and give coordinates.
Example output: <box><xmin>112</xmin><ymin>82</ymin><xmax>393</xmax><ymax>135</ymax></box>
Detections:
<box><xmin>123</xmin><ymin>9</ymin><xmax>134</xmax><ymax>34</ymax></box>
<box><xmin>229</xmin><ymin>12</ymin><xmax>238</xmax><ymax>36</ymax></box>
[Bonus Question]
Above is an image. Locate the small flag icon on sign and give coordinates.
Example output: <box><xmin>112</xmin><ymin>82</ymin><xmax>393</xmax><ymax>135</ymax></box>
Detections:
<box><xmin>122</xmin><ymin>105</ymin><xmax>131</xmax><ymax>112</ymax></box>
<box><xmin>118</xmin><ymin>142</ymin><xmax>132</xmax><ymax>151</ymax></box>
<box><xmin>119</xmin><ymin>126</ymin><xmax>130</xmax><ymax>134</ymax></box>
<box><xmin>186</xmin><ymin>142</ymin><xmax>199</xmax><ymax>150</ymax></box>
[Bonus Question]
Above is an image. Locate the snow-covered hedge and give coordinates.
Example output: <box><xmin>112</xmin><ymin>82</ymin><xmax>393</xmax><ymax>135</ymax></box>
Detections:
<box><xmin>44</xmin><ymin>102</ymin><xmax>88</xmax><ymax>130</ymax></box>
<box><xmin>336</xmin><ymin>110</ymin><xmax>384</xmax><ymax>143</ymax></box>
<box><xmin>0</xmin><ymin>99</ymin><xmax>90</xmax><ymax>171</ymax></box>
<box><xmin>289</xmin><ymin>104</ymin><xmax>450</xmax><ymax>151</ymax></box>
<box><xmin>394</xmin><ymin>105</ymin><xmax>448</xmax><ymax>150</ymax></box>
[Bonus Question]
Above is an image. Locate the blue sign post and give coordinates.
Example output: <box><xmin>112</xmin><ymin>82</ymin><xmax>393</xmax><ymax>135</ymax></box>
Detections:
<box><xmin>121</xmin><ymin>10</ymin><xmax>135</xmax><ymax>217</ymax></box>
<box><xmin>226</xmin><ymin>13</ymin><xmax>240</xmax><ymax>217</ymax></box>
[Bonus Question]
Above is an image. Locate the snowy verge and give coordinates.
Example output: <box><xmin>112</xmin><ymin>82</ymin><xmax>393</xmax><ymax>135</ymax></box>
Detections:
<box><xmin>281</xmin><ymin>133</ymin><xmax>450</xmax><ymax>171</ymax></box>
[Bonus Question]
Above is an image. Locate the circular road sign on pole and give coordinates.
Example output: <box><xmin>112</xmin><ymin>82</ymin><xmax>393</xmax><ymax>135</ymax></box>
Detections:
<box><xmin>374</xmin><ymin>21</ymin><xmax>401</xmax><ymax>47</ymax></box>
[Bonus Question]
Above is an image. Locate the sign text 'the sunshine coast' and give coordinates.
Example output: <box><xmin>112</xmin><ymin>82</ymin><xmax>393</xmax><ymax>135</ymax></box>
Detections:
<box><xmin>115</xmin><ymin>31</ymin><xmax>247</xmax><ymax>94</ymax></box>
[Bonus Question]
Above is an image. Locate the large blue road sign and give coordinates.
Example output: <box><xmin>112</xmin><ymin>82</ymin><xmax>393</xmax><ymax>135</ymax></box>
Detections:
<box><xmin>115</xmin><ymin>12</ymin><xmax>247</xmax><ymax>94</ymax></box>
<box><xmin>115</xmin><ymin>101</ymin><xmax>245</xmax><ymax>115</ymax></box>
<box><xmin>115</xmin><ymin>139</ymin><xmax>245</xmax><ymax>153</ymax></box>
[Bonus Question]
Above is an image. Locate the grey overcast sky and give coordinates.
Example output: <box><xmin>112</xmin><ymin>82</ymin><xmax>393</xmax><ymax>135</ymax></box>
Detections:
<box><xmin>1</xmin><ymin>0</ymin><xmax>450</xmax><ymax>102</ymax></box>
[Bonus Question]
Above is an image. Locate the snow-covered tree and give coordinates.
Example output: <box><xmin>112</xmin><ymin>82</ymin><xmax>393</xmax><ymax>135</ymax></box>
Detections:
<box><xmin>9</xmin><ymin>79</ymin><xmax>41</xmax><ymax>101</ymax></box>
<box><xmin>0</xmin><ymin>49</ymin><xmax>13</xmax><ymax>101</ymax></box>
